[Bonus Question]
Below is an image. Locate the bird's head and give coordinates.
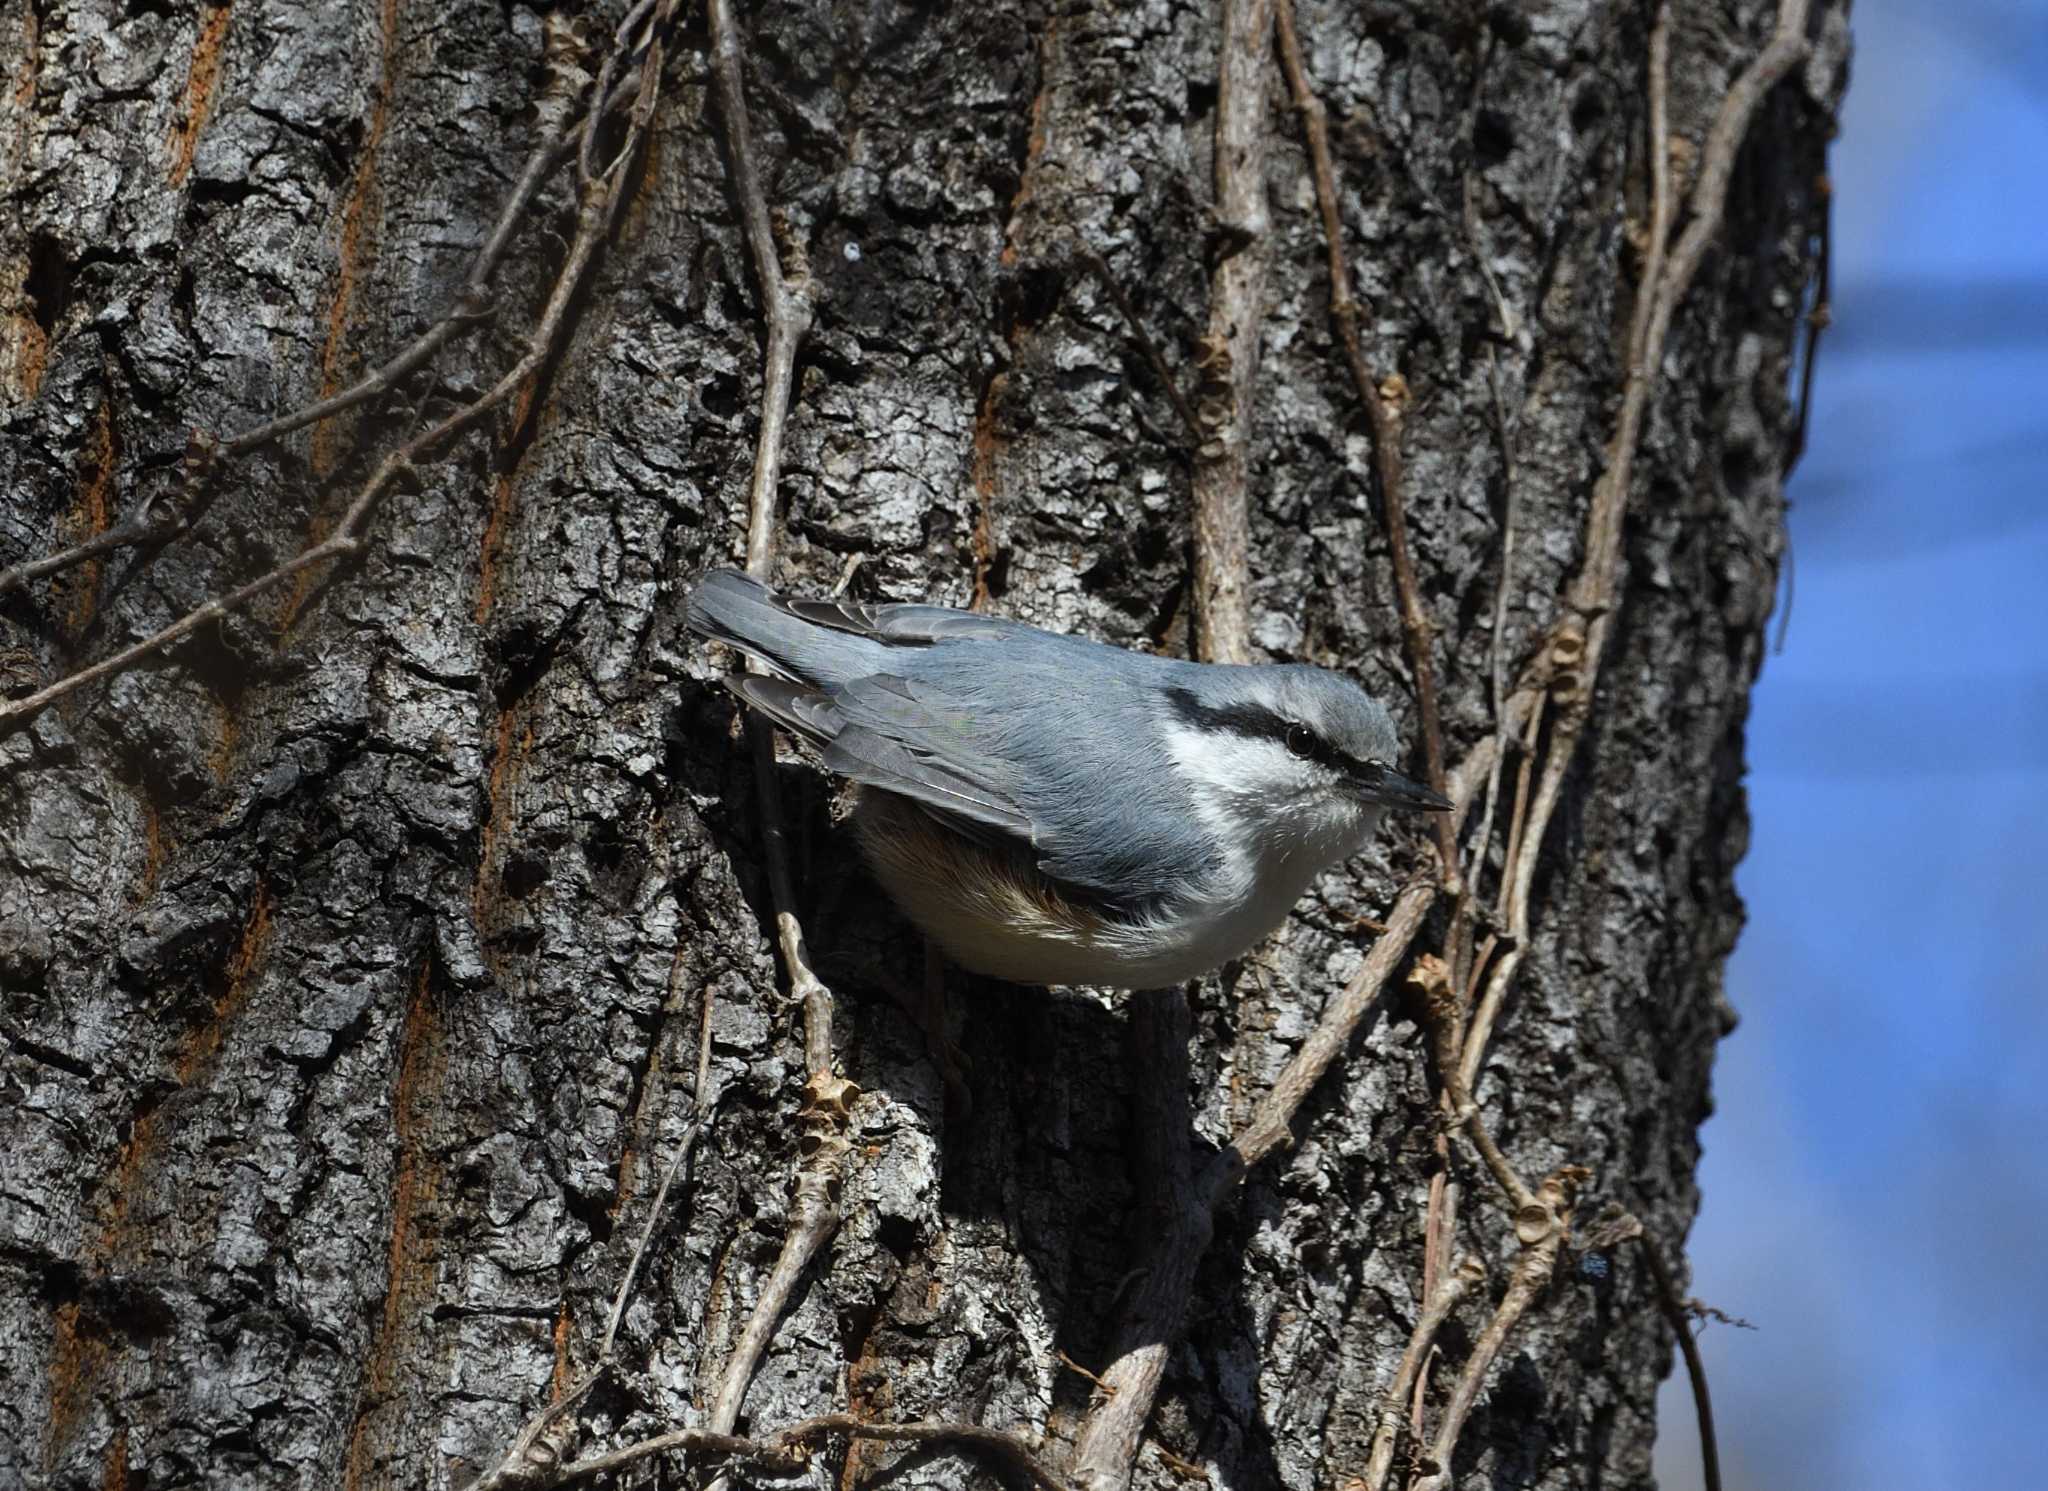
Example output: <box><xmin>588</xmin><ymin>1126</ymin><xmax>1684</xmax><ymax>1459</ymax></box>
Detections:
<box><xmin>1157</xmin><ymin>663</ymin><xmax>1450</xmax><ymax>862</ymax></box>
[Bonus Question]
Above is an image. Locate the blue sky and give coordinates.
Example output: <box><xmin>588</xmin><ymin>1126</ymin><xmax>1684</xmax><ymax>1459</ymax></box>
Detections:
<box><xmin>1655</xmin><ymin>2</ymin><xmax>2048</xmax><ymax>1487</ymax></box>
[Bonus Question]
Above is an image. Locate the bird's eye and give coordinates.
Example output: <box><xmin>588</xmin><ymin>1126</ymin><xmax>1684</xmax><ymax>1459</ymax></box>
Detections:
<box><xmin>1285</xmin><ymin>723</ymin><xmax>1316</xmax><ymax>760</ymax></box>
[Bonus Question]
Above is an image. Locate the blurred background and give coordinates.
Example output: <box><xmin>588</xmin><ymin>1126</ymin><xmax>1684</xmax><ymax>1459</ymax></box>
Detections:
<box><xmin>1653</xmin><ymin>0</ymin><xmax>2048</xmax><ymax>1487</ymax></box>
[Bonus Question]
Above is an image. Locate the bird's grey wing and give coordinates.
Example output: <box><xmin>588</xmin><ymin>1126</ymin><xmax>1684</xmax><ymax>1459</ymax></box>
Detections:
<box><xmin>738</xmin><ymin>668</ymin><xmax>1204</xmax><ymax>906</ymax></box>
<box><xmin>823</xmin><ymin>672</ymin><xmax>1205</xmax><ymax>906</ymax></box>
<box><xmin>728</xmin><ymin>675</ymin><xmax>1034</xmax><ymax>844</ymax></box>
<box><xmin>782</xmin><ymin>594</ymin><xmax>1027</xmax><ymax>647</ymax></box>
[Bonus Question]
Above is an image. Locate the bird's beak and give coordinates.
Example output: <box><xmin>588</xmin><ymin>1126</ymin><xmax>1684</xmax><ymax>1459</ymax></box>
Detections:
<box><xmin>1356</xmin><ymin>764</ymin><xmax>1453</xmax><ymax>813</ymax></box>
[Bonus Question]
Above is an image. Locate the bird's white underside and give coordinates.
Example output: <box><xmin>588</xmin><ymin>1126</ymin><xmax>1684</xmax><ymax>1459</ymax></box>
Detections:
<box><xmin>855</xmin><ymin>718</ymin><xmax>1379</xmax><ymax>989</ymax></box>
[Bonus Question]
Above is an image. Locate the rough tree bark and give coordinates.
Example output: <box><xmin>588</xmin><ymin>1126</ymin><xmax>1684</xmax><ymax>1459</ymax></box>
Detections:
<box><xmin>0</xmin><ymin>3</ymin><xmax>1845</xmax><ymax>1490</ymax></box>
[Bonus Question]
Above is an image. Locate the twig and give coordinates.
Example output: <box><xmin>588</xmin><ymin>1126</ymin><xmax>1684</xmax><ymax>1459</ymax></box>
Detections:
<box><xmin>1776</xmin><ymin>170</ymin><xmax>1829</xmax><ymax>656</ymax></box>
<box><xmin>1148</xmin><ymin>1440</ymin><xmax>1211</xmax><ymax>1482</ymax></box>
<box><xmin>398</xmin><ymin>39</ymin><xmax>684</xmax><ymax>1491</ymax></box>
<box><xmin>1781</xmin><ymin>173</ymin><xmax>1831</xmax><ymax>483</ymax></box>
<box><xmin>713</xmin><ymin>0</ymin><xmax>829</xmax><ymax>1082</ymax></box>
<box><xmin>1633</xmin><ymin>1228</ymin><xmax>1723</xmax><ymax>1491</ymax></box>
<box><xmin>1357</xmin><ymin>1255</ymin><xmax>1482</xmax><ymax>1491</ymax></box>
<box><xmin>553</xmin><ymin>1427</ymin><xmax>802</xmax><ymax>1484</ymax></box>
<box><xmin>709</xmin><ymin>0</ymin><xmax>816</xmax><ymax>588</ymax></box>
<box><xmin>696</xmin><ymin>3</ymin><xmax>848</xmax><ymax>1481</ymax></box>
<box><xmin>1270</xmin><ymin>38</ymin><xmax>1474</xmax><ymax>1410</ymax></box>
<box><xmin>744</xmin><ymin>717</ymin><xmax>836</xmax><ymax>1077</ymax></box>
<box><xmin>696</xmin><ymin>1070</ymin><xmax>856</xmax><ymax>1470</ymax></box>
<box><xmin>1354</xmin><ymin>7</ymin><xmax>1810</xmax><ymax>1484</ymax></box>
<box><xmin>1074</xmin><ymin>239</ymin><xmax>1203</xmax><ymax>443</ymax></box>
<box><xmin>1271</xmin><ymin>0</ymin><xmax>1453</xmax><ymax>879</ymax></box>
<box><xmin>468</xmin><ymin>1097</ymin><xmax>717</xmax><ymax>1491</ymax></box>
<box><xmin>1057</xmin><ymin>1349</ymin><xmax>1119</xmax><ymax>1397</ymax></box>
<box><xmin>1054</xmin><ymin>878</ymin><xmax>1433</xmax><ymax>1484</ymax></box>
<box><xmin>558</xmin><ymin>1413</ymin><xmax>1074</xmax><ymax>1491</ymax></box>
<box><xmin>1457</xmin><ymin>1</ymin><xmax>1673</xmax><ymax>1098</ymax></box>
<box><xmin>580</xmin><ymin>0</ymin><xmax>664</xmax><ymax>190</ymax></box>
<box><xmin>1068</xmin><ymin>12</ymin><xmax>1274</xmax><ymax>1481</ymax></box>
<box><xmin>1490</xmin><ymin>694</ymin><xmax>1543</xmax><ymax>929</ymax></box>
<box><xmin>1461</xmin><ymin>143</ymin><xmax>1524</xmax><ymax>904</ymax></box>
<box><xmin>1415</xmin><ymin>956</ymin><xmax>1533</xmax><ymax>1213</ymax></box>
<box><xmin>1566</xmin><ymin>5</ymin><xmax>1675</xmax><ymax>630</ymax></box>
<box><xmin>1187</xmin><ymin>0</ymin><xmax>1275</xmax><ymax>668</ymax></box>
<box><xmin>0</xmin><ymin>26</ymin><xmax>665</xmax><ymax>735</ymax></box>
<box><xmin>709</xmin><ymin>0</ymin><xmax>824</xmax><ymax>1073</ymax></box>
<box><xmin>0</xmin><ymin>485</ymin><xmax>191</xmax><ymax>603</ymax></box>
<box><xmin>1559</xmin><ymin>0</ymin><xmax>1811</xmax><ymax>628</ymax></box>
<box><xmin>1467</xmin><ymin>0</ymin><xmax>1812</xmax><ymax>1095</ymax></box>
<box><xmin>1409</xmin><ymin>1167</ymin><xmax>1585</xmax><ymax>1491</ymax></box>
<box><xmin>1642</xmin><ymin>0</ymin><xmax>1814</xmax><ymax>396</ymax></box>
<box><xmin>0</xmin><ymin>58</ymin><xmax>625</xmax><ymax>607</ymax></box>
<box><xmin>599</xmin><ymin>1100</ymin><xmax>716</xmax><ymax>1363</ymax></box>
<box><xmin>1205</xmin><ymin>879</ymin><xmax>1434</xmax><ymax>1201</ymax></box>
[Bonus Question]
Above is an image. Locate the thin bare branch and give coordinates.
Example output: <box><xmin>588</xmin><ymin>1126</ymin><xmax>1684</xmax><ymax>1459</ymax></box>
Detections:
<box><xmin>694</xmin><ymin>7</ymin><xmax>848</xmax><ymax>1484</ymax></box>
<box><xmin>708</xmin><ymin>0</ymin><xmax>825</xmax><ymax>1075</ymax></box>
<box><xmin>381</xmin><ymin>46</ymin><xmax>686</xmax><ymax>1491</ymax></box>
<box><xmin>1416</xmin><ymin>956</ymin><xmax>1533</xmax><ymax>1212</ymax></box>
<box><xmin>1206</xmin><ymin>878</ymin><xmax>1434</xmax><ymax>1201</ymax></box>
<box><xmin>1187</xmin><ymin>0</ymin><xmax>1275</xmax><ymax>667</ymax></box>
<box><xmin>706</xmin><ymin>0</ymin><xmax>816</xmax><ymax>586</ymax></box>
<box><xmin>1465</xmin><ymin>0</ymin><xmax>1811</xmax><ymax>1095</ymax></box>
<box><xmin>554</xmin><ymin>1428</ymin><xmax>800</xmax><ymax>1485</ymax></box>
<box><xmin>1271</xmin><ymin>0</ymin><xmax>1453</xmax><ymax>879</ymax></box>
<box><xmin>1358</xmin><ymin>1255</ymin><xmax>1483</xmax><ymax>1491</ymax></box>
<box><xmin>1641</xmin><ymin>0</ymin><xmax>1814</xmax><ymax>408</ymax></box>
<box><xmin>559</xmin><ymin>1413</ymin><xmax>1073</xmax><ymax>1491</ymax></box>
<box><xmin>468</xmin><ymin>1097</ymin><xmax>716</xmax><ymax>1491</ymax></box>
<box><xmin>1074</xmin><ymin>238</ymin><xmax>1203</xmax><ymax>444</ymax></box>
<box><xmin>697</xmin><ymin>1110</ymin><xmax>853</xmax><ymax>1452</ymax></box>
<box><xmin>0</xmin><ymin>502</ymin><xmax>183</xmax><ymax>603</ymax></box>
<box><xmin>0</xmin><ymin>25</ymin><xmax>667</xmax><ymax>737</ymax></box>
<box><xmin>1461</xmin><ymin>149</ymin><xmax>1524</xmax><ymax>899</ymax></box>
<box><xmin>1</xmin><ymin>19</ymin><xmax>682</xmax><ymax>615</ymax></box>
<box><xmin>1774</xmin><ymin>171</ymin><xmax>1828</xmax><ymax>659</ymax></box>
<box><xmin>0</xmin><ymin>66</ymin><xmax>598</xmax><ymax>609</ymax></box>
<box><xmin>599</xmin><ymin>1099</ymin><xmax>715</xmax><ymax>1363</ymax></box>
<box><xmin>1634</xmin><ymin>1226</ymin><xmax>1723</xmax><ymax>1491</ymax></box>
<box><xmin>774</xmin><ymin>1415</ymin><xmax>1075</xmax><ymax>1491</ymax></box>
<box><xmin>1410</xmin><ymin>1168</ymin><xmax>1584</xmax><ymax>1491</ymax></box>
<box><xmin>581</xmin><ymin>0</ymin><xmax>664</xmax><ymax>190</ymax></box>
<box><xmin>1353</xmin><ymin>8</ymin><xmax>1810</xmax><ymax>1483</ymax></box>
<box><xmin>1067</xmin><ymin>12</ymin><xmax>1276</xmax><ymax>1480</ymax></box>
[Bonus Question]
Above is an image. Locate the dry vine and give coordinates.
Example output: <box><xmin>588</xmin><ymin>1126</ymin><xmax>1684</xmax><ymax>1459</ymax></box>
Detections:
<box><xmin>1</xmin><ymin>0</ymin><xmax>1814</xmax><ymax>1483</ymax></box>
<box><xmin>0</xmin><ymin>3</ymin><xmax>1047</xmax><ymax>1485</ymax></box>
<box><xmin>555</xmin><ymin>1413</ymin><xmax>1074</xmax><ymax>1491</ymax></box>
<box><xmin>482</xmin><ymin>3</ymin><xmax>1048</xmax><ymax>1484</ymax></box>
<box><xmin>1067</xmin><ymin>1</ymin><xmax>1274</xmax><ymax>1482</ymax></box>
<box><xmin>689</xmin><ymin>2</ymin><xmax>859</xmax><ymax>1483</ymax></box>
<box><xmin>1066</xmin><ymin>0</ymin><xmax>1816</xmax><ymax>1486</ymax></box>
<box><xmin>1341</xmin><ymin>2</ymin><xmax>1813</xmax><ymax>1486</ymax></box>
<box><xmin>0</xmin><ymin>12</ymin><xmax>661</xmax><ymax>734</ymax></box>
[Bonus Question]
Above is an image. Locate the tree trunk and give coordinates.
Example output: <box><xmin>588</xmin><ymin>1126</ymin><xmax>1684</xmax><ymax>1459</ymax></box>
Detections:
<box><xmin>0</xmin><ymin>2</ymin><xmax>1844</xmax><ymax>1490</ymax></box>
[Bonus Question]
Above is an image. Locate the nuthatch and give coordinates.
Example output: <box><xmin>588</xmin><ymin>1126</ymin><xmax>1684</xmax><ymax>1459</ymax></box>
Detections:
<box><xmin>688</xmin><ymin>570</ymin><xmax>1449</xmax><ymax>988</ymax></box>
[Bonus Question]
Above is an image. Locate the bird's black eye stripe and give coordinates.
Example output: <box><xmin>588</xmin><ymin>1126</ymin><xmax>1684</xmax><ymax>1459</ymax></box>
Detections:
<box><xmin>1165</xmin><ymin>686</ymin><xmax>1380</xmax><ymax>781</ymax></box>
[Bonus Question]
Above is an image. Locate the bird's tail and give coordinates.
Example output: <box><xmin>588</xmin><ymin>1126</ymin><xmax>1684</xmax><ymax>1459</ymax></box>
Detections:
<box><xmin>685</xmin><ymin>569</ymin><xmax>885</xmax><ymax>687</ymax></box>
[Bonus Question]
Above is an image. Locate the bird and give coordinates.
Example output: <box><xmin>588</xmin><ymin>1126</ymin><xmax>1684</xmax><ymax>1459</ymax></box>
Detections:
<box><xmin>687</xmin><ymin>568</ymin><xmax>1450</xmax><ymax>990</ymax></box>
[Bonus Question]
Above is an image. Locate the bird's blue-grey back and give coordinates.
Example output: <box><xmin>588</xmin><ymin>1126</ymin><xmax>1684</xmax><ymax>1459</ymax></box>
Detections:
<box><xmin>687</xmin><ymin>570</ymin><xmax>1221</xmax><ymax>906</ymax></box>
